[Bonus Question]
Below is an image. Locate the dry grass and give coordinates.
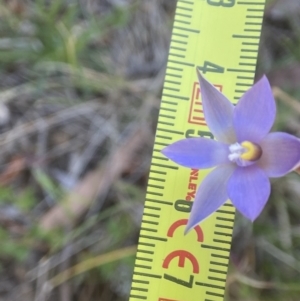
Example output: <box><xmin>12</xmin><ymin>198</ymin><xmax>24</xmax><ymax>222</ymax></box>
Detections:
<box><xmin>0</xmin><ymin>0</ymin><xmax>299</xmax><ymax>300</ymax></box>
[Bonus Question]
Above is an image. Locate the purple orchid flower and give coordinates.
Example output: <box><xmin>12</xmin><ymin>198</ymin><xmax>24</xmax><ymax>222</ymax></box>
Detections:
<box><xmin>162</xmin><ymin>71</ymin><xmax>300</xmax><ymax>232</ymax></box>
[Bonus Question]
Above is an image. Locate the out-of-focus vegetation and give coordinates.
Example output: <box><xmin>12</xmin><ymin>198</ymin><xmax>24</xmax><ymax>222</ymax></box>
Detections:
<box><xmin>0</xmin><ymin>0</ymin><xmax>299</xmax><ymax>300</ymax></box>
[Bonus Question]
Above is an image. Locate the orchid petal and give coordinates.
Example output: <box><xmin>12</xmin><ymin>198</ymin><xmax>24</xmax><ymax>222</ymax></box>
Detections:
<box><xmin>228</xmin><ymin>165</ymin><xmax>270</xmax><ymax>221</ymax></box>
<box><xmin>233</xmin><ymin>76</ymin><xmax>276</xmax><ymax>143</ymax></box>
<box><xmin>186</xmin><ymin>164</ymin><xmax>235</xmax><ymax>233</ymax></box>
<box><xmin>161</xmin><ymin>138</ymin><xmax>230</xmax><ymax>169</ymax></box>
<box><xmin>197</xmin><ymin>71</ymin><xmax>236</xmax><ymax>143</ymax></box>
<box><xmin>258</xmin><ymin>132</ymin><xmax>300</xmax><ymax>177</ymax></box>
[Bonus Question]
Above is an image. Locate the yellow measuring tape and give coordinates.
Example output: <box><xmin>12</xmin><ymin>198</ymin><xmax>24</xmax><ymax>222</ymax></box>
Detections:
<box><xmin>130</xmin><ymin>0</ymin><xmax>265</xmax><ymax>300</ymax></box>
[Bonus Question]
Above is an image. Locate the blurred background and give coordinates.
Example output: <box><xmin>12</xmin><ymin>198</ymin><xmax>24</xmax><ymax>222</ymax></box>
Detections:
<box><xmin>0</xmin><ymin>0</ymin><xmax>299</xmax><ymax>300</ymax></box>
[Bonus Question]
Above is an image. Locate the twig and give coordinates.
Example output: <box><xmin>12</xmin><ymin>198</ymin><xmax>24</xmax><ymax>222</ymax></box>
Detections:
<box><xmin>39</xmin><ymin>126</ymin><xmax>147</xmax><ymax>230</ymax></box>
<box><xmin>257</xmin><ymin>238</ymin><xmax>300</xmax><ymax>272</ymax></box>
<box><xmin>68</xmin><ymin>117</ymin><xmax>115</xmax><ymax>180</ymax></box>
<box><xmin>228</xmin><ymin>272</ymin><xmax>300</xmax><ymax>291</ymax></box>
<box><xmin>34</xmin><ymin>260</ymin><xmax>51</xmax><ymax>301</ymax></box>
<box><xmin>49</xmin><ymin>245</ymin><xmax>136</xmax><ymax>289</ymax></box>
<box><xmin>0</xmin><ymin>101</ymin><xmax>100</xmax><ymax>150</ymax></box>
<box><xmin>272</xmin><ymin>86</ymin><xmax>300</xmax><ymax>114</ymax></box>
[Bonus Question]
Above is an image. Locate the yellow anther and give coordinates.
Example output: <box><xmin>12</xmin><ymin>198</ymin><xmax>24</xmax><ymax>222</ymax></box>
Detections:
<box><xmin>240</xmin><ymin>141</ymin><xmax>262</xmax><ymax>161</ymax></box>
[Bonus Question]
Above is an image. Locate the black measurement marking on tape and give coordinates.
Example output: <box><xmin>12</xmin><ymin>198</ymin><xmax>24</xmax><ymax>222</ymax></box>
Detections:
<box><xmin>237</xmin><ymin>1</ymin><xmax>265</xmax><ymax>5</ymax></box>
<box><xmin>143</xmin><ymin>205</ymin><xmax>161</xmax><ymax>211</ymax></box>
<box><xmin>173</xmin><ymin>26</ymin><xmax>200</xmax><ymax>34</ymax></box>
<box><xmin>161</xmin><ymin>100</ymin><xmax>178</xmax><ymax>106</ymax></box>
<box><xmin>159</xmin><ymin>115</ymin><xmax>176</xmax><ymax>120</ymax></box>
<box><xmin>246</xmin><ymin>15</ymin><xmax>263</xmax><ymax>19</ymax></box>
<box><xmin>162</xmin><ymin>94</ymin><xmax>189</xmax><ymax>101</ymax></box>
<box><xmin>213</xmin><ymin>239</ymin><xmax>232</xmax><ymax>245</ymax></box>
<box><xmin>149</xmin><ymin>170</ymin><xmax>167</xmax><ymax>175</ymax></box>
<box><xmin>177</xmin><ymin>6</ymin><xmax>193</xmax><ymax>11</ymax></box>
<box><xmin>152</xmin><ymin>155</ymin><xmax>169</xmax><ymax>161</ymax></box>
<box><xmin>164</xmin><ymin>82</ymin><xmax>182</xmax><ymax>89</ymax></box>
<box><xmin>175</xmin><ymin>20</ymin><xmax>192</xmax><ymax>25</ymax></box>
<box><xmin>242</xmin><ymin>42</ymin><xmax>260</xmax><ymax>46</ymax></box>
<box><xmin>137</xmin><ymin>249</ymin><xmax>154</xmax><ymax>255</ymax></box>
<box><xmin>169</xmin><ymin>53</ymin><xmax>185</xmax><ymax>59</ymax></box>
<box><xmin>151</xmin><ymin>163</ymin><xmax>179</xmax><ymax>170</ymax></box>
<box><xmin>216</xmin><ymin>217</ymin><xmax>235</xmax><ymax>222</ymax></box>
<box><xmin>235</xmin><ymin>89</ymin><xmax>248</xmax><ymax>93</ymax></box>
<box><xmin>206</xmin><ymin>291</ymin><xmax>224</xmax><ymax>298</ymax></box>
<box><xmin>176</xmin><ymin>13</ymin><xmax>192</xmax><ymax>19</ymax></box>
<box><xmin>148</xmin><ymin>177</ymin><xmax>166</xmax><ymax>182</ymax></box>
<box><xmin>173</xmin><ymin>33</ymin><xmax>189</xmax><ymax>38</ymax></box>
<box><xmin>239</xmin><ymin>62</ymin><xmax>256</xmax><ymax>67</ymax></box>
<box><xmin>140</xmin><ymin>228</ymin><xmax>158</xmax><ymax>233</ymax></box>
<box><xmin>165</xmin><ymin>79</ymin><xmax>182</xmax><ymax>84</ymax></box>
<box><xmin>245</xmin><ymin>22</ymin><xmax>262</xmax><ymax>26</ymax></box>
<box><xmin>196</xmin><ymin>282</ymin><xmax>225</xmax><ymax>290</ymax></box>
<box><xmin>146</xmin><ymin>191</ymin><xmax>163</xmax><ymax>197</ymax></box>
<box><xmin>129</xmin><ymin>295</ymin><xmax>147</xmax><ymax>300</ymax></box>
<box><xmin>157</xmin><ymin>128</ymin><xmax>184</xmax><ymax>135</ymax></box>
<box><xmin>241</xmin><ymin>49</ymin><xmax>259</xmax><ymax>52</ymax></box>
<box><xmin>178</xmin><ymin>0</ymin><xmax>194</xmax><ymax>5</ymax></box>
<box><xmin>215</xmin><ymin>224</ymin><xmax>234</xmax><ymax>230</ymax></box>
<box><xmin>227</xmin><ymin>68</ymin><xmax>254</xmax><ymax>73</ymax></box>
<box><xmin>208</xmin><ymin>276</ymin><xmax>227</xmax><ymax>282</ymax></box>
<box><xmin>142</xmin><ymin>220</ymin><xmax>159</xmax><ymax>226</ymax></box>
<box><xmin>143</xmin><ymin>212</ymin><xmax>160</xmax><ymax>218</ymax></box>
<box><xmin>232</xmin><ymin>34</ymin><xmax>260</xmax><ymax>39</ymax></box>
<box><xmin>201</xmin><ymin>244</ymin><xmax>230</xmax><ymax>252</ymax></box>
<box><xmin>214</xmin><ymin>231</ymin><xmax>232</xmax><ymax>237</ymax></box>
<box><xmin>244</xmin><ymin>28</ymin><xmax>261</xmax><ymax>32</ymax></box>
<box><xmin>216</xmin><ymin>209</ymin><xmax>235</xmax><ymax>215</ymax></box>
<box><xmin>171</xmin><ymin>40</ymin><xmax>188</xmax><ymax>45</ymax></box>
<box><xmin>133</xmin><ymin>272</ymin><xmax>162</xmax><ymax>279</ymax></box>
<box><xmin>240</xmin><ymin>55</ymin><xmax>257</xmax><ymax>60</ymax></box>
<box><xmin>145</xmin><ymin>198</ymin><xmax>172</xmax><ymax>206</ymax></box>
<box><xmin>136</xmin><ymin>257</ymin><xmax>153</xmax><ymax>262</ymax></box>
<box><xmin>209</xmin><ymin>269</ymin><xmax>228</xmax><ymax>275</ymax></box>
<box><xmin>160</xmin><ymin>107</ymin><xmax>177</xmax><ymax>113</ymax></box>
<box><xmin>211</xmin><ymin>253</ymin><xmax>229</xmax><ymax>260</ymax></box>
<box><xmin>168</xmin><ymin>60</ymin><xmax>195</xmax><ymax>67</ymax></box>
<box><xmin>135</xmin><ymin>264</ymin><xmax>152</xmax><ymax>270</ymax></box>
<box><xmin>140</xmin><ymin>235</ymin><xmax>168</xmax><ymax>242</ymax></box>
<box><xmin>247</xmin><ymin>8</ymin><xmax>264</xmax><ymax>12</ymax></box>
<box><xmin>147</xmin><ymin>184</ymin><xmax>164</xmax><ymax>190</ymax></box>
<box><xmin>210</xmin><ymin>261</ymin><xmax>228</xmax><ymax>267</ymax></box>
<box><xmin>139</xmin><ymin>242</ymin><xmax>155</xmax><ymax>247</ymax></box>
<box><xmin>131</xmin><ymin>287</ymin><xmax>148</xmax><ymax>292</ymax></box>
<box><xmin>236</xmin><ymin>75</ymin><xmax>253</xmax><ymax>80</ymax></box>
